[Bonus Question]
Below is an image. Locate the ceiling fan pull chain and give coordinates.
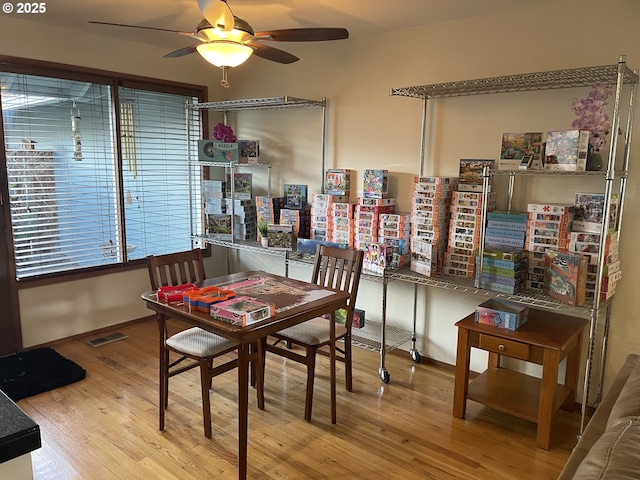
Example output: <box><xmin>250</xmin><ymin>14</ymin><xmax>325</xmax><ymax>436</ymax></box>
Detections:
<box><xmin>220</xmin><ymin>66</ymin><xmax>230</xmax><ymax>88</ymax></box>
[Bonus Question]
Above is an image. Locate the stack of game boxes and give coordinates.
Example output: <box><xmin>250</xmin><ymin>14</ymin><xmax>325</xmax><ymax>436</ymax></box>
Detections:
<box><xmin>357</xmin><ymin>169</ymin><xmax>398</xmax><ymax>274</ymax></box>
<box><xmin>355</xmin><ymin>197</ymin><xmax>396</xmax><ymax>246</ymax></box>
<box><xmin>378</xmin><ymin>213</ymin><xmax>411</xmax><ymax>270</ymax></box>
<box><xmin>410</xmin><ymin>176</ymin><xmax>459</xmax><ymax>277</ymax></box>
<box><xmin>310</xmin><ymin>193</ymin><xmax>350</xmax><ymax>243</ymax></box>
<box><xmin>328</xmin><ymin>200</ymin><xmax>355</xmax><ymax>246</ymax></box>
<box><xmin>255</xmin><ymin>196</ymin><xmax>284</xmax><ymax>240</ymax></box>
<box><xmin>309</xmin><ymin>169</ymin><xmax>353</xmax><ymax>244</ymax></box>
<box><xmin>280</xmin><ymin>205</ymin><xmax>311</xmax><ymax>240</ymax></box>
<box><xmin>201</xmin><ymin>175</ymin><xmax>255</xmax><ymax>241</ymax></box>
<box><xmin>478</xmin><ymin>211</ymin><xmax>528</xmax><ymax>294</ymax></box>
<box><xmin>525</xmin><ymin>203</ymin><xmax>574</xmax><ymax>291</ymax></box>
<box><xmin>225</xmin><ymin>199</ymin><xmax>256</xmax><ymax>241</ymax></box>
<box><xmin>202</xmin><ymin>179</ymin><xmax>231</xmax><ymax>239</ymax></box>
<box><xmin>203</xmin><ymin>179</ymin><xmax>226</xmax><ymax>213</ymax></box>
<box><xmin>444</xmin><ymin>190</ymin><xmax>496</xmax><ymax>278</ymax></box>
<box><xmin>567</xmin><ymin>193</ymin><xmax>621</xmax><ymax>302</ymax></box>
<box><xmin>566</xmin><ymin>232</ymin><xmax>621</xmax><ymax>302</ymax></box>
<box><xmin>356</xmin><ymin>197</ymin><xmax>396</xmax><ymax>274</ymax></box>
<box><xmin>310</xmin><ymin>193</ymin><xmax>333</xmax><ymax>242</ymax></box>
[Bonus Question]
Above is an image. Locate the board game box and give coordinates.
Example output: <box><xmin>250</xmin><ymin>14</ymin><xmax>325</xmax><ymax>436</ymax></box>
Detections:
<box><xmin>458</xmin><ymin>159</ymin><xmax>494</xmax><ymax>191</ymax></box>
<box><xmin>499</xmin><ymin>132</ymin><xmax>543</xmax><ymax>170</ymax></box>
<box><xmin>210</xmin><ymin>295</ymin><xmax>276</xmax><ymax>326</ymax></box>
<box><xmin>284</xmin><ymin>184</ymin><xmax>308</xmax><ymax>210</ymax></box>
<box><xmin>544</xmin><ymin>129</ymin><xmax>589</xmax><ymax>171</ymax></box>
<box><xmin>267</xmin><ymin>223</ymin><xmax>295</xmax><ymax>250</ymax></box>
<box><xmin>362</xmin><ymin>169</ymin><xmax>389</xmax><ymax>198</ymax></box>
<box><xmin>238</xmin><ymin>140</ymin><xmax>260</xmax><ymax>164</ymax></box>
<box><xmin>543</xmin><ymin>250</ymin><xmax>588</xmax><ymax>306</ymax></box>
<box><xmin>475</xmin><ymin>299</ymin><xmax>529</xmax><ymax>330</ymax></box>
<box><xmin>325</xmin><ymin>168</ymin><xmax>351</xmax><ymax>196</ymax></box>
<box><xmin>573</xmin><ymin>193</ymin><xmax>618</xmax><ymax>233</ymax></box>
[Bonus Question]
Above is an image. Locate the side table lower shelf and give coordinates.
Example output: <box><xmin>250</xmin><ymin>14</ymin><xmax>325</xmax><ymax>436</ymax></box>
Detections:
<box><xmin>467</xmin><ymin>367</ymin><xmax>572</xmax><ymax>423</ymax></box>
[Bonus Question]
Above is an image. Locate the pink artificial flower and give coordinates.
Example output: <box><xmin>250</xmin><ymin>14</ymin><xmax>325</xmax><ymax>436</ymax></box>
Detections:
<box><xmin>212</xmin><ymin>122</ymin><xmax>237</xmax><ymax>142</ymax></box>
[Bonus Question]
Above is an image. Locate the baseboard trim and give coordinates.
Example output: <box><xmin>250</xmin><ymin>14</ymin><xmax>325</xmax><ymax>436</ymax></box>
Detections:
<box><xmin>26</xmin><ymin>315</ymin><xmax>155</xmax><ymax>351</ymax></box>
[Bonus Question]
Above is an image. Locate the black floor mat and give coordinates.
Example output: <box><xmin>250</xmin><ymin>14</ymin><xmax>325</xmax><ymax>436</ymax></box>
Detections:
<box><xmin>0</xmin><ymin>347</ymin><xmax>86</xmax><ymax>401</ymax></box>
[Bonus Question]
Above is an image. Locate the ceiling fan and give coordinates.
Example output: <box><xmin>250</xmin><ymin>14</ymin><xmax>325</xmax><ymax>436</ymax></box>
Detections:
<box><xmin>89</xmin><ymin>0</ymin><xmax>349</xmax><ymax>87</ymax></box>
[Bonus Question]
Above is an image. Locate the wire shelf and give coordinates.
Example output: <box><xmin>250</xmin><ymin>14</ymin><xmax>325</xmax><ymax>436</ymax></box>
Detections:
<box><xmin>189</xmin><ymin>160</ymin><xmax>272</xmax><ymax>168</ymax></box>
<box><xmin>390</xmin><ymin>61</ymin><xmax>638</xmax><ymax>99</ymax></box>
<box><xmin>193</xmin><ymin>235</ymin><xmax>289</xmax><ymax>257</ymax></box>
<box><xmin>191</xmin><ymin>96</ymin><xmax>325</xmax><ymax>111</ymax></box>
<box><xmin>352</xmin><ymin>320</ymin><xmax>412</xmax><ymax>353</ymax></box>
<box><xmin>489</xmin><ymin>169</ymin><xmax>615</xmax><ymax>177</ymax></box>
<box><xmin>384</xmin><ymin>268</ymin><xmax>609</xmax><ymax>319</ymax></box>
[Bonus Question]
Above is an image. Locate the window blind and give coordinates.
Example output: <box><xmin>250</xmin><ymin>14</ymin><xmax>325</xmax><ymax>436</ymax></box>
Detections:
<box><xmin>1</xmin><ymin>73</ymin><xmax>117</xmax><ymax>279</ymax></box>
<box><xmin>0</xmin><ymin>72</ymin><xmax>202</xmax><ymax>279</ymax></box>
<box><xmin>119</xmin><ymin>87</ymin><xmax>201</xmax><ymax>260</ymax></box>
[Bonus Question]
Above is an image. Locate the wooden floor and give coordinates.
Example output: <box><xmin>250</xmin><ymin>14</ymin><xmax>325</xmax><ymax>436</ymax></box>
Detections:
<box><xmin>17</xmin><ymin>319</ymin><xmax>581</xmax><ymax>480</ymax></box>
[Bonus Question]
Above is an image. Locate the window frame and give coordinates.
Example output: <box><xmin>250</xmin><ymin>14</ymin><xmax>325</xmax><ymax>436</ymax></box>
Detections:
<box><xmin>0</xmin><ymin>55</ymin><xmax>210</xmax><ymax>288</ymax></box>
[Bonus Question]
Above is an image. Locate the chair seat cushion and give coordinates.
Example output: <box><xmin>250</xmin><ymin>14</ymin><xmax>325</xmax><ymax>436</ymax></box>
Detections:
<box><xmin>276</xmin><ymin>317</ymin><xmax>348</xmax><ymax>345</ymax></box>
<box><xmin>166</xmin><ymin>327</ymin><xmax>235</xmax><ymax>357</ymax></box>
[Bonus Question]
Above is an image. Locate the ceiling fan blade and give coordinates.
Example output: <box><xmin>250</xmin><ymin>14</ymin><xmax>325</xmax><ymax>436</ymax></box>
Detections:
<box><xmin>164</xmin><ymin>45</ymin><xmax>199</xmax><ymax>58</ymax></box>
<box><xmin>197</xmin><ymin>0</ymin><xmax>234</xmax><ymax>31</ymax></box>
<box><xmin>248</xmin><ymin>43</ymin><xmax>299</xmax><ymax>64</ymax></box>
<box><xmin>254</xmin><ymin>28</ymin><xmax>349</xmax><ymax>42</ymax></box>
<box><xmin>88</xmin><ymin>21</ymin><xmax>204</xmax><ymax>40</ymax></box>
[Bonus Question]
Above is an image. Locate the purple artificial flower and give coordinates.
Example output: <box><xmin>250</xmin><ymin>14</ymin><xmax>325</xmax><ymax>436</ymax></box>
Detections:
<box><xmin>571</xmin><ymin>85</ymin><xmax>612</xmax><ymax>151</ymax></box>
<box><xmin>212</xmin><ymin>122</ymin><xmax>237</xmax><ymax>142</ymax></box>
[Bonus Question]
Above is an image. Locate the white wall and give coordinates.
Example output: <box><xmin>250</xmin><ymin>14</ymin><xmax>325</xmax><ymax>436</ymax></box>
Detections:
<box><xmin>1</xmin><ymin>0</ymin><xmax>640</xmax><ymax>392</ymax></box>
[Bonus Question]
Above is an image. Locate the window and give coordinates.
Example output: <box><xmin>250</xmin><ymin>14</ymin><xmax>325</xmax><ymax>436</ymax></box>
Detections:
<box><xmin>0</xmin><ymin>67</ymin><xmax>204</xmax><ymax>280</ymax></box>
<box><xmin>119</xmin><ymin>86</ymin><xmax>202</xmax><ymax>261</ymax></box>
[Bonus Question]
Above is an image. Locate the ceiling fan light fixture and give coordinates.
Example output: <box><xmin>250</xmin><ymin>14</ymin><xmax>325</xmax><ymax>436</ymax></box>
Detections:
<box><xmin>196</xmin><ymin>40</ymin><xmax>253</xmax><ymax>68</ymax></box>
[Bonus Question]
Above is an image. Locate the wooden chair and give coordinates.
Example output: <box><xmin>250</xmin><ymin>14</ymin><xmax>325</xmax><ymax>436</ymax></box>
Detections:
<box><xmin>147</xmin><ymin>248</ymin><xmax>238</xmax><ymax>438</ymax></box>
<box><xmin>263</xmin><ymin>245</ymin><xmax>364</xmax><ymax>421</ymax></box>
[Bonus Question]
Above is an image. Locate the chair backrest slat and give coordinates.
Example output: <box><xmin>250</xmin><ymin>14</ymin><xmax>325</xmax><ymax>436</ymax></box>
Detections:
<box><xmin>147</xmin><ymin>249</ymin><xmax>206</xmax><ymax>291</ymax></box>
<box><xmin>312</xmin><ymin>246</ymin><xmax>364</xmax><ymax>316</ymax></box>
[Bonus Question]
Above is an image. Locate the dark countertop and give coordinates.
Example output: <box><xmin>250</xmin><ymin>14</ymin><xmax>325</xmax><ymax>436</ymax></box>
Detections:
<box><xmin>0</xmin><ymin>390</ymin><xmax>41</xmax><ymax>464</ymax></box>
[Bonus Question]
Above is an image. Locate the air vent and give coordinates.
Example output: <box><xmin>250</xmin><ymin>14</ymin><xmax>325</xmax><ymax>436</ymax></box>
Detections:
<box><xmin>86</xmin><ymin>332</ymin><xmax>128</xmax><ymax>347</ymax></box>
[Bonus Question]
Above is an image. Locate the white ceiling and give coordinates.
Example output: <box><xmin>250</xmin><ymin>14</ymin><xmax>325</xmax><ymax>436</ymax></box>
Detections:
<box><xmin>7</xmin><ymin>0</ymin><xmax>550</xmax><ymax>51</ymax></box>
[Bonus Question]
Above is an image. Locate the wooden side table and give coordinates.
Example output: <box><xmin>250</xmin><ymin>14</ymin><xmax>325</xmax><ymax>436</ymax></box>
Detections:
<box><xmin>453</xmin><ymin>309</ymin><xmax>587</xmax><ymax>450</ymax></box>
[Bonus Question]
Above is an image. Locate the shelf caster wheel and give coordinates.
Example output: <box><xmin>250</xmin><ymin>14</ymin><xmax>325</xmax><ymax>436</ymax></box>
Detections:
<box><xmin>410</xmin><ymin>349</ymin><xmax>421</xmax><ymax>363</ymax></box>
<box><xmin>380</xmin><ymin>368</ymin><xmax>390</xmax><ymax>384</ymax></box>
<box><xmin>285</xmin><ymin>340</ymin><xmax>292</xmax><ymax>349</ymax></box>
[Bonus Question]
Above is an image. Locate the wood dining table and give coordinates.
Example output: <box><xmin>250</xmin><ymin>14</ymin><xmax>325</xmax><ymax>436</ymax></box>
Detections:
<box><xmin>141</xmin><ymin>270</ymin><xmax>350</xmax><ymax>480</ymax></box>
